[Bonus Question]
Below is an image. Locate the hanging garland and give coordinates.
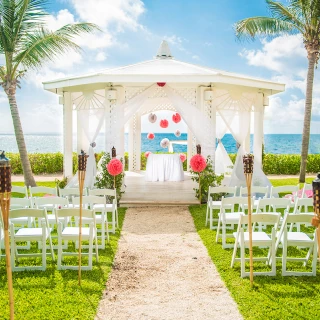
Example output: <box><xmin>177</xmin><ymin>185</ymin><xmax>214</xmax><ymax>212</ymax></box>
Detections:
<box><xmin>172</xmin><ymin>113</ymin><xmax>181</xmax><ymax>123</ymax></box>
<box><xmin>148</xmin><ymin>113</ymin><xmax>157</xmax><ymax>123</ymax></box>
<box><xmin>147</xmin><ymin>132</ymin><xmax>155</xmax><ymax>140</ymax></box>
<box><xmin>160</xmin><ymin>119</ymin><xmax>169</xmax><ymax>128</ymax></box>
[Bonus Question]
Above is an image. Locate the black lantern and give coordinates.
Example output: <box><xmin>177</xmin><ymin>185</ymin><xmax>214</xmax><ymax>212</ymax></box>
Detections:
<box><xmin>243</xmin><ymin>153</ymin><xmax>254</xmax><ymax>174</ymax></box>
<box><xmin>196</xmin><ymin>144</ymin><xmax>201</xmax><ymax>155</ymax></box>
<box><xmin>78</xmin><ymin>150</ymin><xmax>88</xmax><ymax>172</ymax></box>
<box><xmin>0</xmin><ymin>151</ymin><xmax>11</xmax><ymax>193</ymax></box>
<box><xmin>313</xmin><ymin>173</ymin><xmax>320</xmax><ymax>216</ymax></box>
<box><xmin>112</xmin><ymin>146</ymin><xmax>116</xmax><ymax>158</ymax></box>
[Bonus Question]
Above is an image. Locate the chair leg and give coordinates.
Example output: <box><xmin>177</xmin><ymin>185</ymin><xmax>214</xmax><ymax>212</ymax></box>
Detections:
<box><xmin>10</xmin><ymin>225</ymin><xmax>16</xmax><ymax>272</ymax></box>
<box><xmin>271</xmin><ymin>228</ymin><xmax>276</xmax><ymax>276</ymax></box>
<box><xmin>205</xmin><ymin>204</ymin><xmax>209</xmax><ymax>226</ymax></box>
<box><xmin>231</xmin><ymin>236</ymin><xmax>239</xmax><ymax>268</ymax></box>
<box><xmin>215</xmin><ymin>215</ymin><xmax>221</xmax><ymax>243</ymax></box>
<box><xmin>116</xmin><ymin>207</ymin><xmax>119</xmax><ymax>228</ymax></box>
<box><xmin>240</xmin><ymin>229</ymin><xmax>246</xmax><ymax>278</ymax></box>
<box><xmin>57</xmin><ymin>224</ymin><xmax>62</xmax><ymax>270</ymax></box>
<box><xmin>282</xmin><ymin>240</ymin><xmax>287</xmax><ymax>276</ymax></box>
<box><xmin>88</xmin><ymin>226</ymin><xmax>93</xmax><ymax>269</ymax></box>
<box><xmin>209</xmin><ymin>207</ymin><xmax>214</xmax><ymax>230</ymax></box>
<box><xmin>312</xmin><ymin>233</ymin><xmax>317</xmax><ymax>276</ymax></box>
<box><xmin>42</xmin><ymin>230</ymin><xmax>46</xmax><ymax>271</ymax></box>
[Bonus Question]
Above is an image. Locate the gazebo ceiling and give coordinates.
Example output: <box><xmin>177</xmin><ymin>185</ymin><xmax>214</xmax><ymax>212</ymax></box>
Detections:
<box><xmin>43</xmin><ymin>40</ymin><xmax>285</xmax><ymax>95</ymax></box>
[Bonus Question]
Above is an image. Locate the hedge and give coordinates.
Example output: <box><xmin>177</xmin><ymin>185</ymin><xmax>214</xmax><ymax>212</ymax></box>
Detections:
<box><xmin>7</xmin><ymin>152</ymin><xmax>320</xmax><ymax>175</ymax></box>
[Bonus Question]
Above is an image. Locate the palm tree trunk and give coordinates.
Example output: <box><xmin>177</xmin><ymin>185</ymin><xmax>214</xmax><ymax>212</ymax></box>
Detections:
<box><xmin>6</xmin><ymin>90</ymin><xmax>36</xmax><ymax>187</ymax></box>
<box><xmin>299</xmin><ymin>52</ymin><xmax>316</xmax><ymax>183</ymax></box>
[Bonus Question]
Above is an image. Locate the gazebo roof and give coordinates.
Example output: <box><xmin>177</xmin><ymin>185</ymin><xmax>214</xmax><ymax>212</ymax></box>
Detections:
<box><xmin>43</xmin><ymin>40</ymin><xmax>285</xmax><ymax>94</ymax></box>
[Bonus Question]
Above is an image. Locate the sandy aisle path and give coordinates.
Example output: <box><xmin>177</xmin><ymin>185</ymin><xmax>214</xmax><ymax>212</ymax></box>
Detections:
<box><xmin>96</xmin><ymin>206</ymin><xmax>242</xmax><ymax>320</ymax></box>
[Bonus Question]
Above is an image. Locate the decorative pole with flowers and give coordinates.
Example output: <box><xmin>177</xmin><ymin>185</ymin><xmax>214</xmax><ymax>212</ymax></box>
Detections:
<box><xmin>311</xmin><ymin>173</ymin><xmax>320</xmax><ymax>260</ymax></box>
<box><xmin>243</xmin><ymin>153</ymin><xmax>254</xmax><ymax>288</ymax></box>
<box><xmin>190</xmin><ymin>146</ymin><xmax>206</xmax><ymax>206</ymax></box>
<box><xmin>107</xmin><ymin>148</ymin><xmax>123</xmax><ymax>189</ymax></box>
<box><xmin>0</xmin><ymin>151</ymin><xmax>14</xmax><ymax>319</ymax></box>
<box><xmin>78</xmin><ymin>150</ymin><xmax>88</xmax><ymax>286</ymax></box>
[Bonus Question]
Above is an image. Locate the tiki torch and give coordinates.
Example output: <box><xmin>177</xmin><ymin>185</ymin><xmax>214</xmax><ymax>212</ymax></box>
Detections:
<box><xmin>311</xmin><ymin>173</ymin><xmax>320</xmax><ymax>260</ymax></box>
<box><xmin>243</xmin><ymin>153</ymin><xmax>254</xmax><ymax>287</ymax></box>
<box><xmin>0</xmin><ymin>151</ymin><xmax>14</xmax><ymax>319</ymax></box>
<box><xmin>78</xmin><ymin>150</ymin><xmax>88</xmax><ymax>286</ymax></box>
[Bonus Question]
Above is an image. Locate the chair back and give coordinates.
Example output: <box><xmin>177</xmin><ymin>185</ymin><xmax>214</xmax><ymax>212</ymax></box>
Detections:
<box><xmin>240</xmin><ymin>186</ymin><xmax>269</xmax><ymax>198</ymax></box>
<box><xmin>29</xmin><ymin>186</ymin><xmax>58</xmax><ymax>197</ymax></box>
<box><xmin>34</xmin><ymin>196</ymin><xmax>69</xmax><ymax>209</ymax></box>
<box><xmin>284</xmin><ymin>212</ymin><xmax>314</xmax><ymax>225</ymax></box>
<box><xmin>10</xmin><ymin>197</ymin><xmax>32</xmax><ymax>209</ymax></box>
<box><xmin>73</xmin><ymin>195</ymin><xmax>106</xmax><ymax>207</ymax></box>
<box><xmin>302</xmin><ymin>183</ymin><xmax>312</xmax><ymax>198</ymax></box>
<box><xmin>256</xmin><ymin>198</ymin><xmax>291</xmax><ymax>213</ymax></box>
<box><xmin>10</xmin><ymin>208</ymin><xmax>47</xmax><ymax>219</ymax></box>
<box><xmin>55</xmin><ymin>208</ymin><xmax>94</xmax><ymax>219</ymax></box>
<box><xmin>208</xmin><ymin>186</ymin><xmax>237</xmax><ymax>197</ymax></box>
<box><xmin>240</xmin><ymin>212</ymin><xmax>280</xmax><ymax>225</ymax></box>
<box><xmin>59</xmin><ymin>188</ymin><xmax>87</xmax><ymax>197</ymax></box>
<box><xmin>270</xmin><ymin>185</ymin><xmax>299</xmax><ymax>197</ymax></box>
<box><xmin>221</xmin><ymin>196</ymin><xmax>249</xmax><ymax>212</ymax></box>
<box><xmin>293</xmin><ymin>198</ymin><xmax>313</xmax><ymax>214</ymax></box>
<box><xmin>12</xmin><ymin>186</ymin><xmax>28</xmax><ymax>198</ymax></box>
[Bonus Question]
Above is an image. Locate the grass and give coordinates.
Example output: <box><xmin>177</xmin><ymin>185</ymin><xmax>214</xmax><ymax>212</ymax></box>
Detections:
<box><xmin>189</xmin><ymin>178</ymin><xmax>320</xmax><ymax>320</ymax></box>
<box><xmin>0</xmin><ymin>181</ymin><xmax>127</xmax><ymax>320</ymax></box>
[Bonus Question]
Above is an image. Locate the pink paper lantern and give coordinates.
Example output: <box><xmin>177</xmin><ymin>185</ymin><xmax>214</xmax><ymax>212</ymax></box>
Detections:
<box><xmin>179</xmin><ymin>153</ymin><xmax>187</xmax><ymax>162</ymax></box>
<box><xmin>190</xmin><ymin>154</ymin><xmax>206</xmax><ymax>173</ymax></box>
<box><xmin>160</xmin><ymin>119</ymin><xmax>169</xmax><ymax>128</ymax></box>
<box><xmin>107</xmin><ymin>158</ymin><xmax>123</xmax><ymax>176</ymax></box>
<box><xmin>147</xmin><ymin>132</ymin><xmax>155</xmax><ymax>140</ymax></box>
<box><xmin>174</xmin><ymin>130</ymin><xmax>181</xmax><ymax>137</ymax></box>
<box><xmin>148</xmin><ymin>113</ymin><xmax>157</xmax><ymax>123</ymax></box>
<box><xmin>145</xmin><ymin>151</ymin><xmax>152</xmax><ymax>158</ymax></box>
<box><xmin>172</xmin><ymin>113</ymin><xmax>181</xmax><ymax>123</ymax></box>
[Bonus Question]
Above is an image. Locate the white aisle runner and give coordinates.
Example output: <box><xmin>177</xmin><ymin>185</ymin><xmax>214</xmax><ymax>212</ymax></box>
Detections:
<box><xmin>96</xmin><ymin>207</ymin><xmax>242</xmax><ymax>320</ymax></box>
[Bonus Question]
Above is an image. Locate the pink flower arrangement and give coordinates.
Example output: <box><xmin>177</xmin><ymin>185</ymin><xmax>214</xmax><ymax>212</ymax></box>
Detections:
<box><xmin>145</xmin><ymin>151</ymin><xmax>152</xmax><ymax>158</ymax></box>
<box><xmin>160</xmin><ymin>119</ymin><xmax>169</xmax><ymax>128</ymax></box>
<box><xmin>147</xmin><ymin>132</ymin><xmax>155</xmax><ymax>140</ymax></box>
<box><xmin>107</xmin><ymin>158</ymin><xmax>123</xmax><ymax>176</ymax></box>
<box><xmin>179</xmin><ymin>153</ymin><xmax>187</xmax><ymax>162</ymax></box>
<box><xmin>190</xmin><ymin>154</ymin><xmax>206</xmax><ymax>172</ymax></box>
<box><xmin>172</xmin><ymin>113</ymin><xmax>181</xmax><ymax>123</ymax></box>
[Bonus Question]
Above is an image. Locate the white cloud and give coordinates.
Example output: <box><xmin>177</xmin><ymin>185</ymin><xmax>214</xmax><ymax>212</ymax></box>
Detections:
<box><xmin>25</xmin><ymin>69</ymin><xmax>67</xmax><ymax>89</ymax></box>
<box><xmin>192</xmin><ymin>55</ymin><xmax>200</xmax><ymax>60</ymax></box>
<box><xmin>45</xmin><ymin>9</ymin><xmax>75</xmax><ymax>31</ymax></box>
<box><xmin>95</xmin><ymin>52</ymin><xmax>107</xmax><ymax>62</ymax></box>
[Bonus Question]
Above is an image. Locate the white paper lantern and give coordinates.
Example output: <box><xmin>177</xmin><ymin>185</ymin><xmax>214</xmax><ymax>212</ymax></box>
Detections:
<box><xmin>174</xmin><ymin>130</ymin><xmax>181</xmax><ymax>137</ymax></box>
<box><xmin>148</xmin><ymin>113</ymin><xmax>157</xmax><ymax>123</ymax></box>
<box><xmin>160</xmin><ymin>138</ymin><xmax>170</xmax><ymax>149</ymax></box>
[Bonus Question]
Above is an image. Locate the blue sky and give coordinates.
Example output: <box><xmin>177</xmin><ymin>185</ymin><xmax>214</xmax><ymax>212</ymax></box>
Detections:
<box><xmin>0</xmin><ymin>0</ymin><xmax>319</xmax><ymax>134</ymax></box>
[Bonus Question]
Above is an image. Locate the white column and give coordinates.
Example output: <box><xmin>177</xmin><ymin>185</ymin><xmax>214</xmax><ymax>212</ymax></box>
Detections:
<box><xmin>187</xmin><ymin>128</ymin><xmax>193</xmax><ymax>171</ymax></box>
<box><xmin>63</xmin><ymin>92</ymin><xmax>73</xmax><ymax>180</ymax></box>
<box><xmin>244</xmin><ymin>113</ymin><xmax>251</xmax><ymax>153</ymax></box>
<box><xmin>77</xmin><ymin>109</ymin><xmax>88</xmax><ymax>153</ymax></box>
<box><xmin>116</xmin><ymin>86</ymin><xmax>125</xmax><ymax>159</ymax></box>
<box><xmin>211</xmin><ymin>97</ymin><xmax>217</xmax><ymax>170</ymax></box>
<box><xmin>104</xmin><ymin>87</ymin><xmax>112</xmax><ymax>155</ymax></box>
<box><xmin>128</xmin><ymin>118</ymin><xmax>134</xmax><ymax>171</ymax></box>
<box><xmin>254</xmin><ymin>92</ymin><xmax>264</xmax><ymax>166</ymax></box>
<box><xmin>134</xmin><ymin>112</ymin><xmax>141</xmax><ymax>171</ymax></box>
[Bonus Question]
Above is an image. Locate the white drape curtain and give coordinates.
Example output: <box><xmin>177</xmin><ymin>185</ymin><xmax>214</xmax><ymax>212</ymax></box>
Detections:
<box><xmin>215</xmin><ymin>113</ymin><xmax>234</xmax><ymax>175</ymax></box>
<box><xmin>66</xmin><ymin>108</ymin><xmax>105</xmax><ymax>189</ymax></box>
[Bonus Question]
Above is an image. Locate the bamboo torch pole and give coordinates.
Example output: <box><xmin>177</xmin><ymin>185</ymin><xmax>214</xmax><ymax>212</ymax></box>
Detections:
<box><xmin>243</xmin><ymin>154</ymin><xmax>254</xmax><ymax>288</ymax></box>
<box><xmin>311</xmin><ymin>173</ymin><xmax>320</xmax><ymax>261</ymax></box>
<box><xmin>0</xmin><ymin>151</ymin><xmax>14</xmax><ymax>319</ymax></box>
<box><xmin>78</xmin><ymin>151</ymin><xmax>88</xmax><ymax>286</ymax></box>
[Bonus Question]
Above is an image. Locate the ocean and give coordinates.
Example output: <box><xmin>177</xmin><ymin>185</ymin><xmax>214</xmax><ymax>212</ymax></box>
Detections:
<box><xmin>1</xmin><ymin>133</ymin><xmax>320</xmax><ymax>154</ymax></box>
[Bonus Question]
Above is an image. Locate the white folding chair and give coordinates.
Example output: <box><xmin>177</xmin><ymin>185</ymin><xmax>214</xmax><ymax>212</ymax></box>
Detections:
<box><xmin>0</xmin><ymin>218</ymin><xmax>4</xmax><ymax>260</ymax></box>
<box><xmin>72</xmin><ymin>195</ymin><xmax>110</xmax><ymax>248</ymax></box>
<box><xmin>55</xmin><ymin>208</ymin><xmax>99</xmax><ymax>270</ymax></box>
<box><xmin>29</xmin><ymin>186</ymin><xmax>58</xmax><ymax>197</ymax></box>
<box><xmin>9</xmin><ymin>208</ymin><xmax>54</xmax><ymax>271</ymax></box>
<box><xmin>240</xmin><ymin>186</ymin><xmax>269</xmax><ymax>210</ymax></box>
<box><xmin>276</xmin><ymin>213</ymin><xmax>317</xmax><ymax>276</ymax></box>
<box><xmin>59</xmin><ymin>187</ymin><xmax>87</xmax><ymax>203</ymax></box>
<box><xmin>302</xmin><ymin>183</ymin><xmax>312</xmax><ymax>198</ymax></box>
<box><xmin>270</xmin><ymin>185</ymin><xmax>299</xmax><ymax>206</ymax></box>
<box><xmin>12</xmin><ymin>185</ymin><xmax>28</xmax><ymax>198</ymax></box>
<box><xmin>206</xmin><ymin>186</ymin><xmax>237</xmax><ymax>229</ymax></box>
<box><xmin>216</xmin><ymin>196</ymin><xmax>249</xmax><ymax>249</ymax></box>
<box><xmin>89</xmin><ymin>188</ymin><xmax>118</xmax><ymax>232</ymax></box>
<box><xmin>231</xmin><ymin>212</ymin><xmax>280</xmax><ymax>277</ymax></box>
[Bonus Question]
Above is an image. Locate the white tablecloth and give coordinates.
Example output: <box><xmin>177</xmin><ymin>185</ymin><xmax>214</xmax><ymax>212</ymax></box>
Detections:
<box><xmin>145</xmin><ymin>154</ymin><xmax>184</xmax><ymax>182</ymax></box>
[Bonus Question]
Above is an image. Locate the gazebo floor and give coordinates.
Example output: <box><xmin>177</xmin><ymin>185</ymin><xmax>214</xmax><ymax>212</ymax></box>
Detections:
<box><xmin>120</xmin><ymin>171</ymin><xmax>199</xmax><ymax>207</ymax></box>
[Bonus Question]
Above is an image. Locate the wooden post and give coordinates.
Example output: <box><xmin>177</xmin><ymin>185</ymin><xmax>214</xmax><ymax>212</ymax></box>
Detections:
<box><xmin>243</xmin><ymin>154</ymin><xmax>254</xmax><ymax>288</ymax></box>
<box><xmin>0</xmin><ymin>154</ymin><xmax>14</xmax><ymax>319</ymax></box>
<box><xmin>78</xmin><ymin>151</ymin><xmax>88</xmax><ymax>286</ymax></box>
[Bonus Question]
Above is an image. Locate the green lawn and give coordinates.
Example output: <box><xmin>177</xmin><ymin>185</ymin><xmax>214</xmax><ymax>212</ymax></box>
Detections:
<box><xmin>189</xmin><ymin>178</ymin><xmax>320</xmax><ymax>320</ymax></box>
<box><xmin>1</xmin><ymin>182</ymin><xmax>127</xmax><ymax>320</ymax></box>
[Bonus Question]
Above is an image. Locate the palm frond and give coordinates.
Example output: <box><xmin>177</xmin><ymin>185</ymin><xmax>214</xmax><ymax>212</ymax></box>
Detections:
<box><xmin>266</xmin><ymin>0</ymin><xmax>305</xmax><ymax>32</ymax></box>
<box><xmin>0</xmin><ymin>0</ymin><xmax>15</xmax><ymax>51</ymax></box>
<box><xmin>13</xmin><ymin>28</ymin><xmax>81</xmax><ymax>72</ymax></box>
<box><xmin>55</xmin><ymin>22</ymin><xmax>101</xmax><ymax>38</ymax></box>
<box><xmin>235</xmin><ymin>17</ymin><xmax>297</xmax><ymax>40</ymax></box>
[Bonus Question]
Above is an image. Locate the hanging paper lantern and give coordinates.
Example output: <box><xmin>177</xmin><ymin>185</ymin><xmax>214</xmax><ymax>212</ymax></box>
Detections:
<box><xmin>160</xmin><ymin>138</ymin><xmax>170</xmax><ymax>148</ymax></box>
<box><xmin>148</xmin><ymin>113</ymin><xmax>157</xmax><ymax>123</ymax></box>
<box><xmin>190</xmin><ymin>154</ymin><xmax>206</xmax><ymax>173</ymax></box>
<box><xmin>172</xmin><ymin>113</ymin><xmax>181</xmax><ymax>123</ymax></box>
<box><xmin>174</xmin><ymin>130</ymin><xmax>181</xmax><ymax>137</ymax></box>
<box><xmin>179</xmin><ymin>153</ymin><xmax>187</xmax><ymax>162</ymax></box>
<box><xmin>147</xmin><ymin>133</ymin><xmax>155</xmax><ymax>140</ymax></box>
<box><xmin>160</xmin><ymin>119</ymin><xmax>169</xmax><ymax>128</ymax></box>
<box><xmin>106</xmin><ymin>159</ymin><xmax>123</xmax><ymax>176</ymax></box>
<box><xmin>145</xmin><ymin>151</ymin><xmax>152</xmax><ymax>158</ymax></box>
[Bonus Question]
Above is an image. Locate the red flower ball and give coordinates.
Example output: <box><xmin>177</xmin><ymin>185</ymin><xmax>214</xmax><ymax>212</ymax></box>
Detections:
<box><xmin>190</xmin><ymin>154</ymin><xmax>206</xmax><ymax>173</ymax></box>
<box><xmin>147</xmin><ymin>133</ymin><xmax>155</xmax><ymax>140</ymax></box>
<box><xmin>145</xmin><ymin>151</ymin><xmax>152</xmax><ymax>158</ymax></box>
<box><xmin>172</xmin><ymin>113</ymin><xmax>181</xmax><ymax>123</ymax></box>
<box><xmin>107</xmin><ymin>159</ymin><xmax>123</xmax><ymax>176</ymax></box>
<box><xmin>179</xmin><ymin>153</ymin><xmax>187</xmax><ymax>162</ymax></box>
<box><xmin>160</xmin><ymin>119</ymin><xmax>169</xmax><ymax>128</ymax></box>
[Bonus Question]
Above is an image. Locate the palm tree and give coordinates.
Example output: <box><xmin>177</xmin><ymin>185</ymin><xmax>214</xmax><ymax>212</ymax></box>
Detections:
<box><xmin>0</xmin><ymin>0</ymin><xmax>99</xmax><ymax>186</ymax></box>
<box><xmin>235</xmin><ymin>0</ymin><xmax>320</xmax><ymax>182</ymax></box>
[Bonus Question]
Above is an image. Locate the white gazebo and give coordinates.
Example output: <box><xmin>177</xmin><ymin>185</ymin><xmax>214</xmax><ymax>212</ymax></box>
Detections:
<box><xmin>43</xmin><ymin>40</ymin><xmax>284</xmax><ymax>193</ymax></box>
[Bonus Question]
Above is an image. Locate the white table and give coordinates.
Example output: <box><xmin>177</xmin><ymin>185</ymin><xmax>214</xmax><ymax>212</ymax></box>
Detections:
<box><xmin>145</xmin><ymin>154</ymin><xmax>184</xmax><ymax>182</ymax></box>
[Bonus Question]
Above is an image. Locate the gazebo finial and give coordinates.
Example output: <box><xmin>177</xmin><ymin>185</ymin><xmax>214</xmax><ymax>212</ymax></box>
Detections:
<box><xmin>156</xmin><ymin>40</ymin><xmax>173</xmax><ymax>59</ymax></box>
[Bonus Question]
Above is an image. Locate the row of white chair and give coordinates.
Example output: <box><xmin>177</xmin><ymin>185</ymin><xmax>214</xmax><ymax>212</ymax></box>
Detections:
<box><xmin>2</xmin><ymin>208</ymin><xmax>99</xmax><ymax>271</ymax></box>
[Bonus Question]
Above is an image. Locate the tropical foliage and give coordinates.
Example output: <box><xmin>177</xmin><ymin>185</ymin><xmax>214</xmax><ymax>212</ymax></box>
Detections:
<box><xmin>0</xmin><ymin>0</ymin><xmax>99</xmax><ymax>186</ymax></box>
<box><xmin>235</xmin><ymin>0</ymin><xmax>320</xmax><ymax>182</ymax></box>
